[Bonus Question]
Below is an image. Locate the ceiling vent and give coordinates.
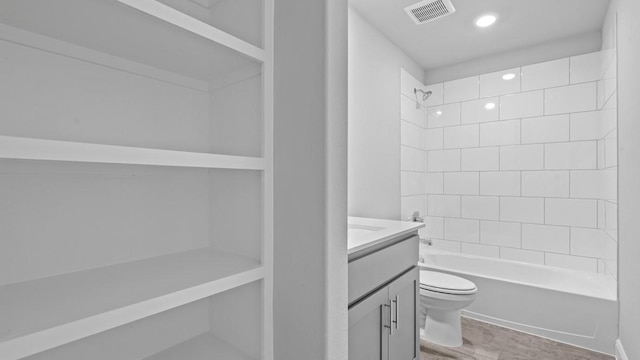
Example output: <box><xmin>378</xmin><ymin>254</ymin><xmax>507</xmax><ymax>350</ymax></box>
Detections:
<box><xmin>404</xmin><ymin>0</ymin><xmax>456</xmax><ymax>25</ymax></box>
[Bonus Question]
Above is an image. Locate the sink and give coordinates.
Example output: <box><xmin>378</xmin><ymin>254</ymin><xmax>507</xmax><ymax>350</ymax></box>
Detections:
<box><xmin>348</xmin><ymin>224</ymin><xmax>385</xmax><ymax>232</ymax></box>
<box><xmin>348</xmin><ymin>224</ymin><xmax>386</xmax><ymax>239</ymax></box>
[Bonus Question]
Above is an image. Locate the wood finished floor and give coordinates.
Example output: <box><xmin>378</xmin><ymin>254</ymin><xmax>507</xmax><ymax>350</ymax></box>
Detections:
<box><xmin>420</xmin><ymin>317</ymin><xmax>614</xmax><ymax>360</ymax></box>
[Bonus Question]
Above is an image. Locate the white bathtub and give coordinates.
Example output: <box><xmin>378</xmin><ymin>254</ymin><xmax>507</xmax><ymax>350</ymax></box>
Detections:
<box><xmin>420</xmin><ymin>250</ymin><xmax>618</xmax><ymax>355</ymax></box>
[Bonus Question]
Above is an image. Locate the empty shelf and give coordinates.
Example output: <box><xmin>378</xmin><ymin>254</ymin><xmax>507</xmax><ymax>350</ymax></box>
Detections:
<box><xmin>0</xmin><ymin>248</ymin><xmax>263</xmax><ymax>359</ymax></box>
<box><xmin>118</xmin><ymin>0</ymin><xmax>265</xmax><ymax>62</ymax></box>
<box><xmin>0</xmin><ymin>136</ymin><xmax>264</xmax><ymax>170</ymax></box>
<box><xmin>145</xmin><ymin>333</ymin><xmax>255</xmax><ymax>360</ymax></box>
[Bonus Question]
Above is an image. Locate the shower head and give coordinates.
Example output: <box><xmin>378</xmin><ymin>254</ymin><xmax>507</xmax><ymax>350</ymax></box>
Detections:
<box><xmin>414</xmin><ymin>88</ymin><xmax>432</xmax><ymax>109</ymax></box>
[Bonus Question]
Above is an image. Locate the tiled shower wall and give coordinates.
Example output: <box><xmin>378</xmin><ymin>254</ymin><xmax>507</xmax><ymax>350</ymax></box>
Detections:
<box><xmin>400</xmin><ymin>50</ymin><xmax>617</xmax><ymax>278</ymax></box>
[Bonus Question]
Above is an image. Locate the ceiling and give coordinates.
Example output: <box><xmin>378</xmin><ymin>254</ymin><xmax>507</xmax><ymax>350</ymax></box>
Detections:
<box><xmin>349</xmin><ymin>0</ymin><xmax>611</xmax><ymax>71</ymax></box>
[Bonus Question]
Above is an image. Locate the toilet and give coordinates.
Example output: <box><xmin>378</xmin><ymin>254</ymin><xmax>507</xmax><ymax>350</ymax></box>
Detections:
<box><xmin>418</xmin><ymin>270</ymin><xmax>477</xmax><ymax>347</ymax></box>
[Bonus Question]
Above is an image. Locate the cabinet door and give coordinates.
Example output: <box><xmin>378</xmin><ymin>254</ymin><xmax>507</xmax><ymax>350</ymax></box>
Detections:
<box><xmin>388</xmin><ymin>267</ymin><xmax>419</xmax><ymax>360</ymax></box>
<box><xmin>348</xmin><ymin>285</ymin><xmax>390</xmax><ymax>360</ymax></box>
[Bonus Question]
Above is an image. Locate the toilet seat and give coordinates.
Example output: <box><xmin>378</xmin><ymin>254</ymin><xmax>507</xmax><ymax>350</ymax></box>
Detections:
<box><xmin>420</xmin><ymin>270</ymin><xmax>477</xmax><ymax>295</ymax></box>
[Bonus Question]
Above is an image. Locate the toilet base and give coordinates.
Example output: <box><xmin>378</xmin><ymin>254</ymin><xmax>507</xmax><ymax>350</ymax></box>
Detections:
<box><xmin>421</xmin><ymin>309</ymin><xmax>463</xmax><ymax>347</ymax></box>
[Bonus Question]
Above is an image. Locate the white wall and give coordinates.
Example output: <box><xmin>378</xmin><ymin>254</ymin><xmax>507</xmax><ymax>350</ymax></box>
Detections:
<box><xmin>403</xmin><ymin>53</ymin><xmax>618</xmax><ymax>276</ymax></box>
<box><xmin>274</xmin><ymin>0</ymin><xmax>348</xmax><ymax>359</ymax></box>
<box><xmin>608</xmin><ymin>0</ymin><xmax>640</xmax><ymax>359</ymax></box>
<box><xmin>425</xmin><ymin>31</ymin><xmax>602</xmax><ymax>85</ymax></box>
<box><xmin>348</xmin><ymin>7</ymin><xmax>424</xmax><ymax>219</ymax></box>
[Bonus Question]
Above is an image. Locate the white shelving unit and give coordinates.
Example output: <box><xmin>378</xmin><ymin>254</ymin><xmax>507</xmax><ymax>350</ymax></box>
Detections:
<box><xmin>0</xmin><ymin>0</ymin><xmax>273</xmax><ymax>359</ymax></box>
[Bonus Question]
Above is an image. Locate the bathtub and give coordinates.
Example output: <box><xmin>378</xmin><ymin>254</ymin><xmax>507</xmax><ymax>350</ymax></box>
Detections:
<box><xmin>419</xmin><ymin>250</ymin><xmax>618</xmax><ymax>355</ymax></box>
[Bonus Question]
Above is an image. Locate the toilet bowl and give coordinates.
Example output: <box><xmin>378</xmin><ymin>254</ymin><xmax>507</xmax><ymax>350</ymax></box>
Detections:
<box><xmin>418</xmin><ymin>270</ymin><xmax>477</xmax><ymax>347</ymax></box>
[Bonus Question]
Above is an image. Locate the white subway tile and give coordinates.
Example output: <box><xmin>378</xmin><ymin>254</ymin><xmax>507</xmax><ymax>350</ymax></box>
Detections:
<box><xmin>545</xmin><ymin>198</ymin><xmax>598</xmax><ymax>228</ymax></box>
<box><xmin>430</xmin><ymin>239</ymin><xmax>461</xmax><ymax>253</ymax></box>
<box><xmin>570</xmin><ymin>170</ymin><xmax>602</xmax><ymax>199</ymax></box>
<box><xmin>414</xmin><ymin>149</ymin><xmax>427</xmax><ymax>172</ymax></box>
<box><xmin>413</xmin><ymin>105</ymin><xmax>428</xmax><ymax>129</ymax></box>
<box><xmin>401</xmin><ymin>120</ymin><xmax>423</xmax><ymax>148</ymax></box>
<box><xmin>570</xmin><ymin>52</ymin><xmax>602</xmax><ymax>84</ymax></box>
<box><xmin>427</xmin><ymin>103</ymin><xmax>461</xmax><ymax>128</ymax></box>
<box><xmin>570</xmin><ymin>228</ymin><xmax>605</xmax><ymax>257</ymax></box>
<box><xmin>400</xmin><ymin>172</ymin><xmax>409</xmax><ymax>196</ymax></box>
<box><xmin>500</xmin><ymin>144</ymin><xmax>544</xmax><ymax>170</ymax></box>
<box><xmin>444</xmin><ymin>218</ymin><xmax>480</xmax><ymax>243</ymax></box>
<box><xmin>480</xmin><ymin>221</ymin><xmax>521</xmax><ymax>248</ymax></box>
<box><xmin>461</xmin><ymin>98</ymin><xmax>500</xmax><ymax>124</ymax></box>
<box><xmin>480</xmin><ymin>172</ymin><xmax>520</xmax><ymax>196</ymax></box>
<box><xmin>480</xmin><ymin>67</ymin><xmax>521</xmax><ymax>97</ymax></box>
<box><xmin>521</xmin><ymin>58</ymin><xmax>570</xmax><ymax>91</ymax></box>
<box><xmin>545</xmin><ymin>141</ymin><xmax>597</xmax><ymax>170</ymax></box>
<box><xmin>424</xmin><ymin>83</ymin><xmax>444</xmax><ymax>107</ymax></box>
<box><xmin>461</xmin><ymin>243</ymin><xmax>500</xmax><ymax>258</ymax></box>
<box><xmin>406</xmin><ymin>172</ymin><xmax>422</xmax><ymax>196</ymax></box>
<box><xmin>545</xmin><ymin>83</ymin><xmax>597</xmax><ymax>115</ymax></box>
<box><xmin>425</xmin><ymin>128</ymin><xmax>444</xmax><ymax>150</ymax></box>
<box><xmin>480</xmin><ymin>120</ymin><xmax>520</xmax><ymax>146</ymax></box>
<box><xmin>400</xmin><ymin>145</ymin><xmax>412</xmax><ymax>171</ymax></box>
<box><xmin>521</xmin><ymin>115</ymin><xmax>569</xmax><ymax>144</ymax></box>
<box><xmin>570</xmin><ymin>111</ymin><xmax>601</xmax><ymax>141</ymax></box>
<box><xmin>500</xmin><ymin>197</ymin><xmax>544</xmax><ymax>223</ymax></box>
<box><xmin>522</xmin><ymin>224</ymin><xmax>570</xmax><ymax>254</ymax></box>
<box><xmin>425</xmin><ymin>173</ymin><xmax>444</xmax><ymax>194</ymax></box>
<box><xmin>521</xmin><ymin>171</ymin><xmax>569</xmax><ymax>198</ymax></box>
<box><xmin>425</xmin><ymin>216</ymin><xmax>444</xmax><ymax>239</ymax></box>
<box><xmin>545</xmin><ymin>253</ymin><xmax>598</xmax><ymax>273</ymax></box>
<box><xmin>401</xmin><ymin>94</ymin><xmax>416</xmax><ymax>124</ymax></box>
<box><xmin>401</xmin><ymin>195</ymin><xmax>426</xmax><ymax>220</ymax></box>
<box><xmin>444</xmin><ymin>76</ymin><xmax>479</xmax><ymax>103</ymax></box>
<box><xmin>420</xmin><ymin>173</ymin><xmax>429</xmax><ymax>194</ymax></box>
<box><xmin>500</xmin><ymin>248</ymin><xmax>545</xmax><ymax>265</ymax></box>
<box><xmin>444</xmin><ymin>172</ymin><xmax>479</xmax><ymax>195</ymax></box>
<box><xmin>444</xmin><ymin>124</ymin><xmax>480</xmax><ymax>149</ymax></box>
<box><xmin>462</xmin><ymin>196</ymin><xmax>499</xmax><ymax>220</ymax></box>
<box><xmin>500</xmin><ymin>91</ymin><xmax>544</xmax><ymax>120</ymax></box>
<box><xmin>403</xmin><ymin>147</ymin><xmax>421</xmax><ymax>172</ymax></box>
<box><xmin>428</xmin><ymin>149</ymin><xmax>460</xmax><ymax>172</ymax></box>
<box><xmin>428</xmin><ymin>195</ymin><xmax>461</xmax><ymax>217</ymax></box>
<box><xmin>461</xmin><ymin>147</ymin><xmax>499</xmax><ymax>171</ymax></box>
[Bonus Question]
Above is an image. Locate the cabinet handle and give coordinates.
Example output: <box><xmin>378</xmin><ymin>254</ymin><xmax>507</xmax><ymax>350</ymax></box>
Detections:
<box><xmin>392</xmin><ymin>295</ymin><xmax>399</xmax><ymax>330</ymax></box>
<box><xmin>383</xmin><ymin>302</ymin><xmax>392</xmax><ymax>334</ymax></box>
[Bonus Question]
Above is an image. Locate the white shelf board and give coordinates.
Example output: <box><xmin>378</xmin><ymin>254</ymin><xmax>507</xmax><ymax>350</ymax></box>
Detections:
<box><xmin>0</xmin><ymin>136</ymin><xmax>264</xmax><ymax>170</ymax></box>
<box><xmin>0</xmin><ymin>248</ymin><xmax>263</xmax><ymax>359</ymax></box>
<box><xmin>145</xmin><ymin>333</ymin><xmax>256</xmax><ymax>360</ymax></box>
<box><xmin>118</xmin><ymin>0</ymin><xmax>265</xmax><ymax>62</ymax></box>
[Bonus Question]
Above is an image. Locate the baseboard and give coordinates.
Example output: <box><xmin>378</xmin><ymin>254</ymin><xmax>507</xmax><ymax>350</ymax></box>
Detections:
<box><xmin>616</xmin><ymin>339</ymin><xmax>629</xmax><ymax>360</ymax></box>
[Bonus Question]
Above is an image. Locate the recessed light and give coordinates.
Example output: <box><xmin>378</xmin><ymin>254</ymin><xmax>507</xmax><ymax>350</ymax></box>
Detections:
<box><xmin>502</xmin><ymin>73</ymin><xmax>516</xmax><ymax>80</ymax></box>
<box><xmin>484</xmin><ymin>102</ymin><xmax>496</xmax><ymax>110</ymax></box>
<box><xmin>475</xmin><ymin>14</ymin><xmax>497</xmax><ymax>28</ymax></box>
<box><xmin>435</xmin><ymin>110</ymin><xmax>443</xmax><ymax>116</ymax></box>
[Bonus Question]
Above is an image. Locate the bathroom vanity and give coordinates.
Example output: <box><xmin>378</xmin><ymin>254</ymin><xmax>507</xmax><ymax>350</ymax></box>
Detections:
<box><xmin>347</xmin><ymin>217</ymin><xmax>424</xmax><ymax>360</ymax></box>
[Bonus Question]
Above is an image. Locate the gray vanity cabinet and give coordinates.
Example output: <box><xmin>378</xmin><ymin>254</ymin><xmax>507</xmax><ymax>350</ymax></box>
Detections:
<box><xmin>348</xmin><ymin>235</ymin><xmax>419</xmax><ymax>360</ymax></box>
<box><xmin>388</xmin><ymin>268</ymin><xmax>419</xmax><ymax>360</ymax></box>
<box><xmin>348</xmin><ymin>284</ymin><xmax>389</xmax><ymax>360</ymax></box>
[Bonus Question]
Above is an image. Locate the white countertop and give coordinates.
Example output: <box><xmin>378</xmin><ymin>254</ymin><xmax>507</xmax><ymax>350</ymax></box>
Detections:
<box><xmin>347</xmin><ymin>216</ymin><xmax>424</xmax><ymax>255</ymax></box>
